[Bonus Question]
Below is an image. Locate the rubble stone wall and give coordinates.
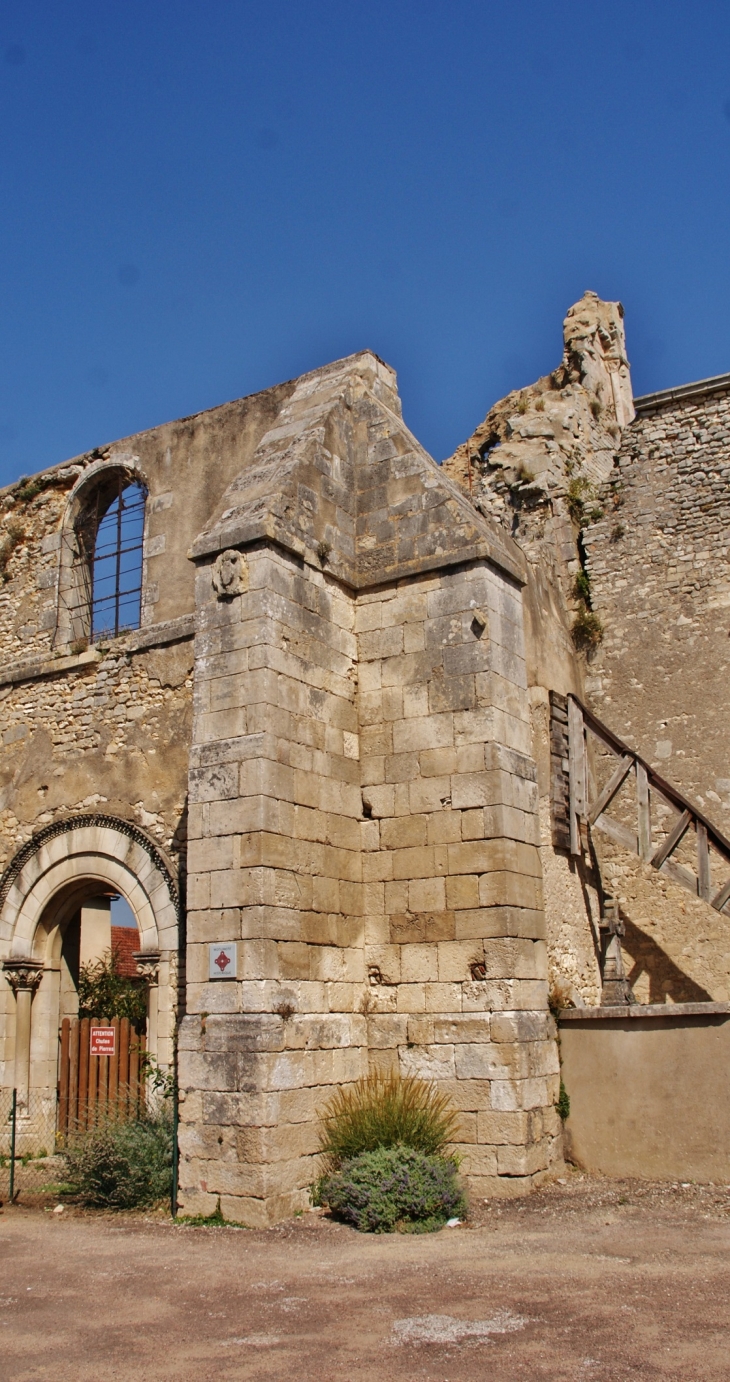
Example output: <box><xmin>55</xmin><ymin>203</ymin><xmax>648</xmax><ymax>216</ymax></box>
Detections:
<box><xmin>582</xmin><ymin>382</ymin><xmax>730</xmax><ymax>1002</ymax></box>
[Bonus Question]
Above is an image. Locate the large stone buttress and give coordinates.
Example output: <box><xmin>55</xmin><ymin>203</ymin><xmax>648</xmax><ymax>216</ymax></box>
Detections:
<box><xmin>177</xmin><ymin>351</ymin><xmax>562</xmax><ymax>1226</ymax></box>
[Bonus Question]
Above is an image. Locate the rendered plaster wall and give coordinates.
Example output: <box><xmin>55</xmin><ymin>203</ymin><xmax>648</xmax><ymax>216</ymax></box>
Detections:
<box><xmin>559</xmin><ymin>1011</ymin><xmax>730</xmax><ymax>1180</ymax></box>
<box><xmin>582</xmin><ymin>386</ymin><xmax>730</xmax><ymax>1002</ymax></box>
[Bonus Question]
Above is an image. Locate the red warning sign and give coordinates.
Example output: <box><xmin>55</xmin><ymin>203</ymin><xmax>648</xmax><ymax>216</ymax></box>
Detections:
<box><xmin>90</xmin><ymin>1026</ymin><xmax>116</xmax><ymax>1056</ymax></box>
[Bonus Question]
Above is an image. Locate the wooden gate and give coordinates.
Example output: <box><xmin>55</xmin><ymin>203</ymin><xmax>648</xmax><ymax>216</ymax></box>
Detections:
<box><xmin>58</xmin><ymin>1017</ymin><xmax>147</xmax><ymax>1135</ymax></box>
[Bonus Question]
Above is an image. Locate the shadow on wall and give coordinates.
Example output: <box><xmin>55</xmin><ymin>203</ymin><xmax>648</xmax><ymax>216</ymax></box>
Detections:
<box><xmin>621</xmin><ymin>915</ymin><xmax>712</xmax><ymax>1004</ymax></box>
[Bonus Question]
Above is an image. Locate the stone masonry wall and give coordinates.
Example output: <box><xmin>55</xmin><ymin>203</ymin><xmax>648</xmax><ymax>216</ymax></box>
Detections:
<box><xmin>178</xmin><ymin>542</ymin><xmax>563</xmax><ymax>1225</ymax></box>
<box><xmin>0</xmin><ymin>638</ymin><xmax>192</xmax><ymax>1086</ymax></box>
<box><xmin>582</xmin><ymin>384</ymin><xmax>730</xmax><ymax>1002</ymax></box>
<box><xmin>178</xmin><ymin>544</ymin><xmax>366</xmax><ymax>1227</ymax></box>
<box><xmin>357</xmin><ymin>560</ymin><xmax>561</xmax><ymax>1193</ymax></box>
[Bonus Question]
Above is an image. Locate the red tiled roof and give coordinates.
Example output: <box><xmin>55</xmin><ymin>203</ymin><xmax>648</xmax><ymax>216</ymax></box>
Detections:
<box><xmin>111</xmin><ymin>926</ymin><xmax>139</xmax><ymax>978</ymax></box>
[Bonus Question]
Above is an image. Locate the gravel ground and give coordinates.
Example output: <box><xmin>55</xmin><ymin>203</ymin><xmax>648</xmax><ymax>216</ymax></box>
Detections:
<box><xmin>1</xmin><ymin>1171</ymin><xmax>729</xmax><ymax>1380</ymax></box>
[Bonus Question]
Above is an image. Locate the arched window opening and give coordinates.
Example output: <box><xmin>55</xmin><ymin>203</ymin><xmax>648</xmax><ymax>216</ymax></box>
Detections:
<box><xmin>90</xmin><ymin>478</ymin><xmax>146</xmax><ymax>639</ymax></box>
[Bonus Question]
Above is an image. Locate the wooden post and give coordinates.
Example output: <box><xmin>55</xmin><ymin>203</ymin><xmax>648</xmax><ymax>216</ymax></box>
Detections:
<box><xmin>58</xmin><ymin>1018</ymin><xmax>70</xmax><ymax>1137</ymax></box>
<box><xmin>697</xmin><ymin>823</ymin><xmax>712</xmax><ymax>902</ymax></box>
<box><xmin>637</xmin><ymin>763</ymin><xmax>652</xmax><ymax>862</ymax></box>
<box><xmin>78</xmin><ymin>1018</ymin><xmax>89</xmax><ymax>1131</ymax></box>
<box><xmin>68</xmin><ymin>1018</ymin><xmax>79</xmax><ymax>1133</ymax></box>
<box><xmin>568</xmin><ymin>697</ymin><xmax>586</xmax><ymax>856</ymax></box>
<box><xmin>109</xmin><ymin>1017</ymin><xmax>120</xmax><ymax>1120</ymax></box>
<box><xmin>87</xmin><ymin>1025</ymin><xmax>99</xmax><ymax>1130</ymax></box>
<box><xmin>129</xmin><ymin>1030</ymin><xmax>140</xmax><ymax>1117</ymax></box>
<box><xmin>119</xmin><ymin>1018</ymin><xmax>130</xmax><ymax>1116</ymax></box>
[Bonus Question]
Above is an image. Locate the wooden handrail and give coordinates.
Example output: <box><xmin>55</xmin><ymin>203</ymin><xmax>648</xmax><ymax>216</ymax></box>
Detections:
<box><xmin>566</xmin><ymin>694</ymin><xmax>730</xmax><ymax>913</ymax></box>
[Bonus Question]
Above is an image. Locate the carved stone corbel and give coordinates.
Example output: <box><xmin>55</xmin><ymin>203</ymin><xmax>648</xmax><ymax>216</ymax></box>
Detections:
<box><xmin>212</xmin><ymin>549</ymin><xmax>249</xmax><ymax>600</ymax></box>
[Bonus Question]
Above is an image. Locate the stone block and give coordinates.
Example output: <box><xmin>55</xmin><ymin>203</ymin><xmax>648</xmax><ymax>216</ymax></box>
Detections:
<box><xmin>177</xmin><ymin>1051</ymin><xmax>239</xmax><ymax>1093</ymax></box>
<box><xmin>521</xmin><ymin>1077</ymin><xmax>549</xmax><ymax>1109</ymax></box>
<box><xmin>392</xmin><ymin>714</ymin><xmax>454</xmax><ymax>753</ymax></box>
<box><xmin>203</xmin><ymin>1014</ymin><xmax>284</xmax><ymax>1054</ymax></box>
<box><xmin>437</xmin><ymin>940</ymin><xmax>478</xmax><ymax>982</ymax></box>
<box><xmin>408</xmin><ymin>877</ymin><xmax>447</xmax><ymax>912</ymax></box>
<box><xmin>428</xmin><ymin>672</ymin><xmax>476</xmax><ymax>714</ymax></box>
<box><xmin>478</xmin><ymin>872</ymin><xmax>543</xmax><ymax>912</ymax></box>
<box><xmin>424</xmin><ymin>981</ymin><xmax>463</xmax><ymax>1012</ymax></box>
<box><xmin>484</xmin><ymin>937</ymin><xmax>545</xmax><ymax>980</ymax></box>
<box><xmin>409</xmin><ymin>777</ymin><xmax>454</xmax><ymax>813</ymax></box>
<box><xmin>433</xmin><ymin>1015</ymin><xmax>490</xmax><ymax>1044</ymax></box>
<box><xmin>490</xmin><ymin>1011</ymin><xmax>553</xmax><ymax>1043</ymax></box>
<box><xmin>400</xmin><ymin>943</ymin><xmax>437</xmax><ymax>982</ymax></box>
<box><xmin>399</xmin><ymin>1043</ymin><xmax>455</xmax><ymax>1080</ymax></box>
<box><xmin>458</xmin><ymin>1144</ymin><xmax>499</xmax><ymax>1177</ymax></box>
<box><xmin>406</xmin><ymin>1015</ymin><xmax>434</xmax><ymax>1044</ymax></box>
<box><xmin>426</xmin><ymin>810</ymin><xmax>462</xmax><ymax>845</ymax></box>
<box><xmin>454</xmin><ymin>1042</ymin><xmax>518</xmax><ymax>1081</ymax></box>
<box><xmin>490</xmin><ymin>1080</ymin><xmax>521</xmax><ymax>1112</ymax></box>
<box><xmin>396</xmin><ymin>982</ymin><xmax>426</xmax><ymax>1012</ymax></box>
<box><xmin>445</xmin><ymin>874</ymin><xmax>480</xmax><ymax>909</ymax></box>
<box><xmin>380</xmin><ymin>815</ymin><xmax>428</xmax><ymax>849</ymax></box>
<box><xmin>419</xmin><ymin>747</ymin><xmax>458</xmax><ymax>777</ymax></box>
<box><xmin>496</xmin><ymin>1142</ymin><xmax>549</xmax><ymax>1176</ymax></box>
<box><xmin>476</xmin><ymin>1110</ymin><xmax>532</xmax><ymax>1145</ymax></box>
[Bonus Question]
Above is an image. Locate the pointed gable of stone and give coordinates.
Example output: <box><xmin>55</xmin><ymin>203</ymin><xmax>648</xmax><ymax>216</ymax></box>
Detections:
<box><xmin>190</xmin><ymin>350</ymin><xmax>526</xmax><ymax>591</ymax></box>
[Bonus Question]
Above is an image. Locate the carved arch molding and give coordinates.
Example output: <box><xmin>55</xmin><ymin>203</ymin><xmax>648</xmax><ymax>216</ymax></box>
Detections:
<box><xmin>0</xmin><ymin>813</ymin><xmax>180</xmax><ymax>959</ymax></box>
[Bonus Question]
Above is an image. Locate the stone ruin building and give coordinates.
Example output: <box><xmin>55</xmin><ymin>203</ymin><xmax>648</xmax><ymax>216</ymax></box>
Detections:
<box><xmin>1</xmin><ymin>291</ymin><xmax>729</xmax><ymax>1221</ymax></box>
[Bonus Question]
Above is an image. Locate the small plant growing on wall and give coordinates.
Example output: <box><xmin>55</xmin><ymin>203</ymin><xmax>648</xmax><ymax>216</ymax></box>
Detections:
<box><xmin>0</xmin><ymin>520</ymin><xmax>25</xmax><ymax>582</ymax></box>
<box><xmin>566</xmin><ymin>477</ymin><xmax>591</xmax><ymax>527</ymax></box>
<box><xmin>571</xmin><ymin>606</ymin><xmax>604</xmax><ymax>652</ymax></box>
<box><xmin>572</xmin><ymin>570</ymin><xmax>591</xmax><ymax>603</ymax></box>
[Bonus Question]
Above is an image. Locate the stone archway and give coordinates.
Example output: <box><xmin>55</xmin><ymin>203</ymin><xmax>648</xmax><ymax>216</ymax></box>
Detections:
<box><xmin>0</xmin><ymin>815</ymin><xmax>181</xmax><ymax>1108</ymax></box>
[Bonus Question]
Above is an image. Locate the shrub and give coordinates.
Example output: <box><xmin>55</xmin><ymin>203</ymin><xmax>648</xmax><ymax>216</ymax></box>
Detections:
<box><xmin>0</xmin><ymin>520</ymin><xmax>25</xmax><ymax>582</ymax></box>
<box><xmin>63</xmin><ymin>1110</ymin><xmax>173</xmax><ymax>1209</ymax></box>
<box><xmin>572</xmin><ymin>570</ymin><xmax>591</xmax><ymax>603</ymax></box>
<box><xmin>318</xmin><ymin>1074</ymin><xmax>458</xmax><ymax>1170</ymax></box>
<box><xmin>319</xmin><ymin>1145</ymin><xmax>466</xmax><ymax>1233</ymax></box>
<box><xmin>571</xmin><ymin>606</ymin><xmax>604</xmax><ymax>652</ymax></box>
<box><xmin>78</xmin><ymin>948</ymin><xmax>148</xmax><ymax>1027</ymax></box>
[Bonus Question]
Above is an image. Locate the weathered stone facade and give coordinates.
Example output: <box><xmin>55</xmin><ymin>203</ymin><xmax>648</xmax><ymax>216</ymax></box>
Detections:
<box><xmin>2</xmin><ymin>293</ymin><xmax>728</xmax><ymax>1221</ymax></box>
<box><xmin>443</xmin><ymin>296</ymin><xmax>730</xmax><ymax>1016</ymax></box>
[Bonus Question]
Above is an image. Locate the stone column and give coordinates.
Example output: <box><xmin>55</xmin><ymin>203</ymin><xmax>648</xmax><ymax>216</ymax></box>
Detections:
<box><xmin>3</xmin><ymin>960</ymin><xmax>44</xmax><ymax>1106</ymax></box>
<box><xmin>134</xmin><ymin>951</ymin><xmax>161</xmax><ymax>1063</ymax></box>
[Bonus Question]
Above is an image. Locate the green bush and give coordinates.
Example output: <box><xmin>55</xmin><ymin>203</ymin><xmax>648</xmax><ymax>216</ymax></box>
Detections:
<box><xmin>63</xmin><ymin>1110</ymin><xmax>173</xmax><ymax>1209</ymax></box>
<box><xmin>318</xmin><ymin>1074</ymin><xmax>458</xmax><ymax>1169</ymax></box>
<box><xmin>78</xmin><ymin>948</ymin><xmax>148</xmax><ymax>1027</ymax></box>
<box><xmin>320</xmin><ymin>1144</ymin><xmax>466</xmax><ymax>1233</ymax></box>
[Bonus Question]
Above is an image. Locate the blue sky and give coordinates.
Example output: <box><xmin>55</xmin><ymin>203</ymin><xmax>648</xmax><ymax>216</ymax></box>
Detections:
<box><xmin>1</xmin><ymin>1</ymin><xmax>729</xmax><ymax>485</ymax></box>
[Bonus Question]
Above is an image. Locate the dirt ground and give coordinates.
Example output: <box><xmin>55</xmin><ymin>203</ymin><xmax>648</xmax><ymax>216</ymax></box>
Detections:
<box><xmin>1</xmin><ymin>1173</ymin><xmax>729</xmax><ymax>1381</ymax></box>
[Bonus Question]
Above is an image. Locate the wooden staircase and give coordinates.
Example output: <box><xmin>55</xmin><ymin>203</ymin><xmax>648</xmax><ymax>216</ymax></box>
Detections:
<box><xmin>550</xmin><ymin>692</ymin><xmax>730</xmax><ymax>913</ymax></box>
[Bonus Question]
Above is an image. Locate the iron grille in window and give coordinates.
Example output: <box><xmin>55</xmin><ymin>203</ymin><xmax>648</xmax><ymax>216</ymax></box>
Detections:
<box><xmin>91</xmin><ymin>478</ymin><xmax>146</xmax><ymax>640</ymax></box>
